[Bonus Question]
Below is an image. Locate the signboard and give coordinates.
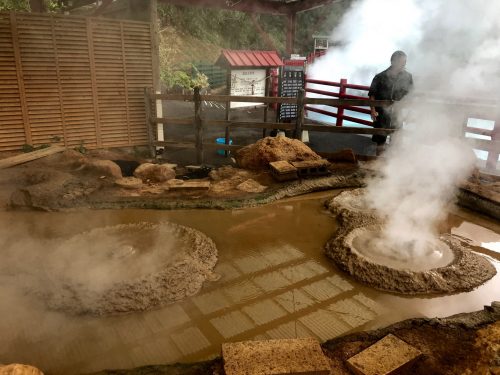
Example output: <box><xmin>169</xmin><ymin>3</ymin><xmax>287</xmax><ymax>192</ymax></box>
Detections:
<box><xmin>279</xmin><ymin>66</ymin><xmax>305</xmax><ymax>121</ymax></box>
<box><xmin>230</xmin><ymin>69</ymin><xmax>266</xmax><ymax>108</ymax></box>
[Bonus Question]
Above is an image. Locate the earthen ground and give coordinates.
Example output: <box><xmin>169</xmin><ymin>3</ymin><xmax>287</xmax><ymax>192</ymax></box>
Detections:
<box><xmin>0</xmin><ymin>146</ymin><xmax>366</xmax><ymax>212</ymax></box>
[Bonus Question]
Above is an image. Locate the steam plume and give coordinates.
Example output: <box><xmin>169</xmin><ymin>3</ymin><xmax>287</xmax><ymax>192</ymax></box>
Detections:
<box><xmin>310</xmin><ymin>0</ymin><xmax>499</xmax><ymax>257</ymax></box>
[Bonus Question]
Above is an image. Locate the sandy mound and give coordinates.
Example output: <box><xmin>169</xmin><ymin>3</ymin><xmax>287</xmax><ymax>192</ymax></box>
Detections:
<box><xmin>0</xmin><ymin>364</ymin><xmax>44</xmax><ymax>375</ymax></box>
<box><xmin>209</xmin><ymin>166</ymin><xmax>270</xmax><ymax>195</ymax></box>
<box><xmin>134</xmin><ymin>163</ymin><xmax>175</xmax><ymax>183</ymax></box>
<box><xmin>39</xmin><ymin>222</ymin><xmax>218</xmax><ymax>316</ymax></box>
<box><xmin>235</xmin><ymin>136</ymin><xmax>321</xmax><ymax>170</ymax></box>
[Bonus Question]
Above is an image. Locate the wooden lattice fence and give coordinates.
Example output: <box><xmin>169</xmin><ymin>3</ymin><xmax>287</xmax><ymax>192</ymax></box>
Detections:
<box><xmin>0</xmin><ymin>11</ymin><xmax>155</xmax><ymax>151</ymax></box>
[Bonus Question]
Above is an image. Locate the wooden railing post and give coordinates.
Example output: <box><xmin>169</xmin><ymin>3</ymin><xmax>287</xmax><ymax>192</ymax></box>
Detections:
<box><xmin>486</xmin><ymin>118</ymin><xmax>499</xmax><ymax>171</ymax></box>
<box><xmin>337</xmin><ymin>78</ymin><xmax>347</xmax><ymax>127</ymax></box>
<box><xmin>194</xmin><ymin>86</ymin><xmax>204</xmax><ymax>164</ymax></box>
<box><xmin>224</xmin><ymin>125</ymin><xmax>231</xmax><ymax>157</ymax></box>
<box><xmin>294</xmin><ymin>88</ymin><xmax>305</xmax><ymax>139</ymax></box>
<box><xmin>144</xmin><ymin>88</ymin><xmax>155</xmax><ymax>158</ymax></box>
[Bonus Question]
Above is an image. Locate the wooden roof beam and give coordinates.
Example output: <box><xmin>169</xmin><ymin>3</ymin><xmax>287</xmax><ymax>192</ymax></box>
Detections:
<box><xmin>290</xmin><ymin>0</ymin><xmax>338</xmax><ymax>14</ymax></box>
<box><xmin>158</xmin><ymin>0</ymin><xmax>291</xmax><ymax>16</ymax></box>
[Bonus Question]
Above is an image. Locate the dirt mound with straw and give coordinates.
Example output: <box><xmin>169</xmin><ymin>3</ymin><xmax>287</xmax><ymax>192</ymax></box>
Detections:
<box><xmin>235</xmin><ymin>136</ymin><xmax>321</xmax><ymax>170</ymax></box>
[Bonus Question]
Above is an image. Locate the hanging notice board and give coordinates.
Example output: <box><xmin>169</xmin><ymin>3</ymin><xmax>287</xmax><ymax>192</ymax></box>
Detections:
<box><xmin>230</xmin><ymin>69</ymin><xmax>266</xmax><ymax>108</ymax></box>
<box><xmin>278</xmin><ymin>66</ymin><xmax>305</xmax><ymax>121</ymax></box>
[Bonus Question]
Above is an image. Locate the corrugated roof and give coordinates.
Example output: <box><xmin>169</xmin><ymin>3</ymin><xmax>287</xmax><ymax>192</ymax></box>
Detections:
<box><xmin>216</xmin><ymin>49</ymin><xmax>283</xmax><ymax>67</ymax></box>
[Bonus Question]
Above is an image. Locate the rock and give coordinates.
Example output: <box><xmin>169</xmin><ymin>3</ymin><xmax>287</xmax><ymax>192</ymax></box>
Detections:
<box><xmin>327</xmin><ymin>148</ymin><xmax>357</xmax><ymax>163</ymax></box>
<box><xmin>61</xmin><ymin>149</ymin><xmax>86</xmax><ymax>166</ymax></box>
<box><xmin>235</xmin><ymin>136</ymin><xmax>321</xmax><ymax>170</ymax></box>
<box><xmin>236</xmin><ymin>179</ymin><xmax>267</xmax><ymax>193</ymax></box>
<box><xmin>22</xmin><ymin>170</ymin><xmax>54</xmax><ymax>185</ymax></box>
<box><xmin>0</xmin><ymin>364</ymin><xmax>44</xmax><ymax>375</ymax></box>
<box><xmin>84</xmin><ymin>160</ymin><xmax>122</xmax><ymax>179</ymax></box>
<box><xmin>134</xmin><ymin>163</ymin><xmax>175</xmax><ymax>182</ymax></box>
<box><xmin>222</xmin><ymin>338</ymin><xmax>330</xmax><ymax>375</ymax></box>
<box><xmin>347</xmin><ymin>334</ymin><xmax>422</xmax><ymax>375</ymax></box>
<box><xmin>209</xmin><ymin>166</ymin><xmax>251</xmax><ymax>181</ymax></box>
<box><xmin>168</xmin><ymin>180</ymin><xmax>210</xmax><ymax>191</ymax></box>
<box><xmin>10</xmin><ymin>189</ymin><xmax>32</xmax><ymax>207</ymax></box>
<box><xmin>115</xmin><ymin>177</ymin><xmax>143</xmax><ymax>189</ymax></box>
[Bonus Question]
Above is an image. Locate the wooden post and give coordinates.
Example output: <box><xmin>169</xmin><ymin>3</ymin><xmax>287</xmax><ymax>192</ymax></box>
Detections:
<box><xmin>337</xmin><ymin>78</ymin><xmax>347</xmax><ymax>127</ymax></box>
<box><xmin>486</xmin><ymin>118</ymin><xmax>499</xmax><ymax>171</ymax></box>
<box><xmin>225</xmin><ymin>71</ymin><xmax>231</xmax><ymax>156</ymax></box>
<box><xmin>294</xmin><ymin>88</ymin><xmax>305</xmax><ymax>139</ymax></box>
<box><xmin>86</xmin><ymin>17</ymin><xmax>102</xmax><ymax>147</ymax></box>
<box><xmin>50</xmin><ymin>16</ymin><xmax>67</xmax><ymax>147</ymax></box>
<box><xmin>286</xmin><ymin>12</ymin><xmax>296</xmax><ymax>56</ymax></box>
<box><xmin>263</xmin><ymin>68</ymin><xmax>270</xmax><ymax>138</ymax></box>
<box><xmin>225</xmin><ymin>71</ymin><xmax>231</xmax><ymax>121</ymax></box>
<box><xmin>194</xmin><ymin>87</ymin><xmax>204</xmax><ymax>164</ymax></box>
<box><xmin>120</xmin><ymin>22</ymin><xmax>132</xmax><ymax>145</ymax></box>
<box><xmin>29</xmin><ymin>0</ymin><xmax>46</xmax><ymax>12</ymax></box>
<box><xmin>144</xmin><ymin>88</ymin><xmax>155</xmax><ymax>158</ymax></box>
<box><xmin>225</xmin><ymin>125</ymin><xmax>230</xmax><ymax>157</ymax></box>
<box><xmin>10</xmin><ymin>12</ymin><xmax>31</xmax><ymax>145</ymax></box>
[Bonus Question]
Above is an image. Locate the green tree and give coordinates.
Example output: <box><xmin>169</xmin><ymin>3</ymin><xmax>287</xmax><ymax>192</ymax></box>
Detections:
<box><xmin>0</xmin><ymin>0</ymin><xmax>30</xmax><ymax>11</ymax></box>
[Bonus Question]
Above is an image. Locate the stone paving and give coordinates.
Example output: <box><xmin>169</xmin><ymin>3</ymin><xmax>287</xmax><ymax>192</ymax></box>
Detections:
<box><xmin>3</xmin><ymin>245</ymin><xmax>385</xmax><ymax>374</ymax></box>
<box><xmin>72</xmin><ymin>245</ymin><xmax>386</xmax><ymax>373</ymax></box>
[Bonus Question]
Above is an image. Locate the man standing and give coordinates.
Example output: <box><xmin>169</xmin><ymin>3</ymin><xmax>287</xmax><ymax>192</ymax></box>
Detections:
<box><xmin>369</xmin><ymin>51</ymin><xmax>413</xmax><ymax>154</ymax></box>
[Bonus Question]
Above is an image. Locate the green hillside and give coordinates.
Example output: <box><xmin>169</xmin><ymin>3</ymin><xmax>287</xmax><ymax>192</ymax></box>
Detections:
<box><xmin>157</xmin><ymin>2</ymin><xmax>353</xmax><ymax>62</ymax></box>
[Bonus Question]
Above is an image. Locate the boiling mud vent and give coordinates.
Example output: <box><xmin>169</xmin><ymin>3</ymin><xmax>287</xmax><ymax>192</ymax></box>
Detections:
<box><xmin>325</xmin><ymin>189</ymin><xmax>496</xmax><ymax>294</ymax></box>
<box><xmin>11</xmin><ymin>222</ymin><xmax>218</xmax><ymax>316</ymax></box>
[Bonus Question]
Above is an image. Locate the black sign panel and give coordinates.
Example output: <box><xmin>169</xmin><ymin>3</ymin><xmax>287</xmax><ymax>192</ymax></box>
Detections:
<box><xmin>279</xmin><ymin>66</ymin><xmax>305</xmax><ymax>121</ymax></box>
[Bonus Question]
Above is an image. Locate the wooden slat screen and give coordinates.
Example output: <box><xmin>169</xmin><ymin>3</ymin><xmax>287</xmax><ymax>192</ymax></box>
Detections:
<box><xmin>0</xmin><ymin>11</ymin><xmax>154</xmax><ymax>151</ymax></box>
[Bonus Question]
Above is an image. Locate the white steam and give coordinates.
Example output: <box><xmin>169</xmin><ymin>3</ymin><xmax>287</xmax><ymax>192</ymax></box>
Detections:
<box><xmin>310</xmin><ymin>0</ymin><xmax>500</xmax><ymax>257</ymax></box>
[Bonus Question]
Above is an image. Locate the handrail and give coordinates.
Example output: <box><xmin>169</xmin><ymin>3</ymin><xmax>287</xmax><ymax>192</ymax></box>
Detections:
<box><xmin>145</xmin><ymin>83</ymin><xmax>499</xmax><ymax>171</ymax></box>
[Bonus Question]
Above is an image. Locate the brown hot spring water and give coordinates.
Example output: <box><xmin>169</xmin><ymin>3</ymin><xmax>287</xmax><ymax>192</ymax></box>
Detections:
<box><xmin>0</xmin><ymin>190</ymin><xmax>498</xmax><ymax>374</ymax></box>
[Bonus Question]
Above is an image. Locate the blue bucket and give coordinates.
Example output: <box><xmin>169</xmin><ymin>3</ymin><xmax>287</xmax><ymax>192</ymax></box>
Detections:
<box><xmin>216</xmin><ymin>137</ymin><xmax>232</xmax><ymax>155</ymax></box>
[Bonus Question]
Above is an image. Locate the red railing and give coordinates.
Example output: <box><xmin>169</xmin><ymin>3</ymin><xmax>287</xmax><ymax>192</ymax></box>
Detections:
<box><xmin>305</xmin><ymin>77</ymin><xmax>373</xmax><ymax>127</ymax></box>
<box><xmin>306</xmin><ymin>50</ymin><xmax>326</xmax><ymax>64</ymax></box>
<box><xmin>304</xmin><ymin>77</ymin><xmax>499</xmax><ymax>171</ymax></box>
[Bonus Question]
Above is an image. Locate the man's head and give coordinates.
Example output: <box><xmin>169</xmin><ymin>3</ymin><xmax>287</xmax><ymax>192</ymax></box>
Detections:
<box><xmin>390</xmin><ymin>50</ymin><xmax>407</xmax><ymax>72</ymax></box>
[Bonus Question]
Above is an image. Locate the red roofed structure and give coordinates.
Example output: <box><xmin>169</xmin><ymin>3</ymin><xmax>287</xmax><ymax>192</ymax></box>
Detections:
<box><xmin>215</xmin><ymin>50</ymin><xmax>282</xmax><ymax>109</ymax></box>
<box><xmin>216</xmin><ymin>50</ymin><xmax>284</xmax><ymax>68</ymax></box>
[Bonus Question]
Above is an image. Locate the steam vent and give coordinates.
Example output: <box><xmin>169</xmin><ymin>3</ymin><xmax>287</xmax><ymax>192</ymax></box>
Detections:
<box><xmin>325</xmin><ymin>189</ymin><xmax>497</xmax><ymax>294</ymax></box>
<box><xmin>42</xmin><ymin>222</ymin><xmax>218</xmax><ymax>316</ymax></box>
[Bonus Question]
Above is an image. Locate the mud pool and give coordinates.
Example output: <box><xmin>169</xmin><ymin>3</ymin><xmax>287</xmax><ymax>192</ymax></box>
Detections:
<box><xmin>0</xmin><ymin>190</ymin><xmax>499</xmax><ymax>374</ymax></box>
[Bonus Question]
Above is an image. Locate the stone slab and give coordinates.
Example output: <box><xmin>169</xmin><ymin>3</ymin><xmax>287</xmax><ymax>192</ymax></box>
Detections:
<box><xmin>192</xmin><ymin>289</ymin><xmax>232</xmax><ymax>315</ymax></box>
<box><xmin>269</xmin><ymin>160</ymin><xmax>298</xmax><ymax>174</ymax></box>
<box><xmin>346</xmin><ymin>334</ymin><xmax>422</xmax><ymax>375</ymax></box>
<box><xmin>299</xmin><ymin>309</ymin><xmax>351</xmax><ymax>342</ymax></box>
<box><xmin>210</xmin><ymin>310</ymin><xmax>255</xmax><ymax>339</ymax></box>
<box><xmin>274</xmin><ymin>289</ymin><xmax>315</xmax><ymax>313</ymax></box>
<box><xmin>242</xmin><ymin>299</ymin><xmax>287</xmax><ymax>325</ymax></box>
<box><xmin>115</xmin><ymin>177</ymin><xmax>143</xmax><ymax>189</ymax></box>
<box><xmin>222</xmin><ymin>337</ymin><xmax>330</xmax><ymax>375</ymax></box>
<box><xmin>170</xmin><ymin>327</ymin><xmax>211</xmax><ymax>356</ymax></box>
<box><xmin>290</xmin><ymin>159</ymin><xmax>330</xmax><ymax>169</ymax></box>
<box><xmin>167</xmin><ymin>180</ymin><xmax>210</xmax><ymax>190</ymax></box>
<box><xmin>301</xmin><ymin>279</ymin><xmax>343</xmax><ymax>302</ymax></box>
<box><xmin>269</xmin><ymin>161</ymin><xmax>298</xmax><ymax>182</ymax></box>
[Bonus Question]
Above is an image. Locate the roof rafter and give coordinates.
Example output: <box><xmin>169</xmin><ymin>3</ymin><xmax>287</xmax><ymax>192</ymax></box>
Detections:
<box><xmin>290</xmin><ymin>0</ymin><xmax>339</xmax><ymax>14</ymax></box>
<box><xmin>158</xmin><ymin>0</ymin><xmax>291</xmax><ymax>15</ymax></box>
